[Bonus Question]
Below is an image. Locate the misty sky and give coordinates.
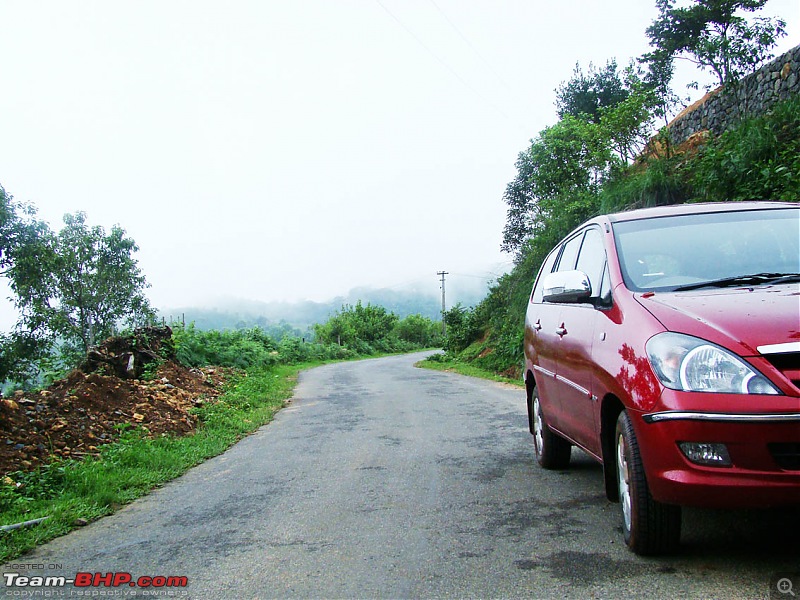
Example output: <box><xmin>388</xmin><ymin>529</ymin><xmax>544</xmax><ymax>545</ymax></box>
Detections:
<box><xmin>1</xmin><ymin>1</ymin><xmax>797</xmax><ymax>329</ymax></box>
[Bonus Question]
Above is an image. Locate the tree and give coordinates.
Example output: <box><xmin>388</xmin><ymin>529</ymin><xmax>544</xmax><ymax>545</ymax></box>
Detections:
<box><xmin>442</xmin><ymin>304</ymin><xmax>481</xmax><ymax>353</ymax></box>
<box><xmin>504</xmin><ymin>59</ymin><xmax>665</xmax><ymax>256</ymax></box>
<box><xmin>314</xmin><ymin>301</ymin><xmax>399</xmax><ymax>348</ymax></box>
<box><xmin>393</xmin><ymin>314</ymin><xmax>441</xmax><ymax>347</ymax></box>
<box><xmin>1</xmin><ymin>186</ymin><xmax>52</xmax><ymax>314</ymax></box>
<box><xmin>644</xmin><ymin>0</ymin><xmax>786</xmax><ymax>89</ymax></box>
<box><xmin>556</xmin><ymin>60</ymin><xmax>630</xmax><ymax>124</ymax></box>
<box><xmin>598</xmin><ymin>86</ymin><xmax>659</xmax><ymax>163</ymax></box>
<box><xmin>501</xmin><ymin>115</ymin><xmax>611</xmax><ymax>255</ymax></box>
<box><xmin>45</xmin><ymin>212</ymin><xmax>155</xmax><ymax>353</ymax></box>
<box><xmin>2</xmin><ymin>187</ymin><xmax>155</xmax><ymax>385</ymax></box>
<box><xmin>559</xmin><ymin>61</ymin><xmax>660</xmax><ymax>162</ymax></box>
<box><xmin>0</xmin><ymin>186</ymin><xmax>54</xmax><ymax>382</ymax></box>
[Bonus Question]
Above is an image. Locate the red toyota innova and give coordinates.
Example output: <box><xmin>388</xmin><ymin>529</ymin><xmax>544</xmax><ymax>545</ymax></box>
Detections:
<box><xmin>523</xmin><ymin>201</ymin><xmax>800</xmax><ymax>555</ymax></box>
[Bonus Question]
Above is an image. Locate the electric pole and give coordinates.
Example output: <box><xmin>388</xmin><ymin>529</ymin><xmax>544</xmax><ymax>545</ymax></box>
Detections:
<box><xmin>437</xmin><ymin>271</ymin><xmax>448</xmax><ymax>336</ymax></box>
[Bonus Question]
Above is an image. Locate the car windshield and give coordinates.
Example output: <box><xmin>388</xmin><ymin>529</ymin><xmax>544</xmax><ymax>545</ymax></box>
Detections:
<box><xmin>612</xmin><ymin>206</ymin><xmax>800</xmax><ymax>292</ymax></box>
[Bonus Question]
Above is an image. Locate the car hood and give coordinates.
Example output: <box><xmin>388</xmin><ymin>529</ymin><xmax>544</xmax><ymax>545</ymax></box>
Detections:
<box><xmin>636</xmin><ymin>284</ymin><xmax>800</xmax><ymax>356</ymax></box>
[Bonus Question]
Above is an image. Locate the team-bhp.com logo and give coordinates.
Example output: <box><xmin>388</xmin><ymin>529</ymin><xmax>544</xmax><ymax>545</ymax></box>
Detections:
<box><xmin>4</xmin><ymin>572</ymin><xmax>188</xmax><ymax>589</ymax></box>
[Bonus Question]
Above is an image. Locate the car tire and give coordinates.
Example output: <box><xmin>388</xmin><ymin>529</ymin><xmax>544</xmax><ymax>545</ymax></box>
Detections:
<box><xmin>615</xmin><ymin>410</ymin><xmax>681</xmax><ymax>555</ymax></box>
<box><xmin>532</xmin><ymin>387</ymin><xmax>571</xmax><ymax>469</ymax></box>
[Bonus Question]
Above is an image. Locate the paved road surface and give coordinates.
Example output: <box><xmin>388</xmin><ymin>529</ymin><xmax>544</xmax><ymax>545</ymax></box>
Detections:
<box><xmin>2</xmin><ymin>352</ymin><xmax>798</xmax><ymax>598</ymax></box>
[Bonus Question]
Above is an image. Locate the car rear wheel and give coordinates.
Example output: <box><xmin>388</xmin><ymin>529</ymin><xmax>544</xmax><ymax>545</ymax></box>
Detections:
<box><xmin>615</xmin><ymin>411</ymin><xmax>681</xmax><ymax>555</ymax></box>
<box><xmin>532</xmin><ymin>387</ymin><xmax>571</xmax><ymax>469</ymax></box>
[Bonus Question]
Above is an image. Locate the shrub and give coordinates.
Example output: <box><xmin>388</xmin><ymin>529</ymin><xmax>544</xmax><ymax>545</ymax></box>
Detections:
<box><xmin>691</xmin><ymin>95</ymin><xmax>800</xmax><ymax>202</ymax></box>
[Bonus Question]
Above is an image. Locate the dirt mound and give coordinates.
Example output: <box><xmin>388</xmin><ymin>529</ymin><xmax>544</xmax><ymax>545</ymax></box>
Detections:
<box><xmin>0</xmin><ymin>328</ymin><xmax>233</xmax><ymax>476</ymax></box>
<box><xmin>81</xmin><ymin>326</ymin><xmax>175</xmax><ymax>380</ymax></box>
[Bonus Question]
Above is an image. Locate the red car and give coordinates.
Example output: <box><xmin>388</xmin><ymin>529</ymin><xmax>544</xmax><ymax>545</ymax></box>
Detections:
<box><xmin>523</xmin><ymin>201</ymin><xmax>800</xmax><ymax>555</ymax></box>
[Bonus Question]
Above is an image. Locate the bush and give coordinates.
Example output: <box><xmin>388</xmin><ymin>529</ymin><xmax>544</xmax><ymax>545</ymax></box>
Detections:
<box><xmin>171</xmin><ymin>324</ymin><xmax>278</xmax><ymax>369</ymax></box>
<box><xmin>691</xmin><ymin>95</ymin><xmax>800</xmax><ymax>201</ymax></box>
<box><xmin>442</xmin><ymin>304</ymin><xmax>482</xmax><ymax>354</ymax></box>
<box><xmin>600</xmin><ymin>154</ymin><xmax>690</xmax><ymax>212</ymax></box>
<box><xmin>393</xmin><ymin>314</ymin><xmax>443</xmax><ymax>348</ymax></box>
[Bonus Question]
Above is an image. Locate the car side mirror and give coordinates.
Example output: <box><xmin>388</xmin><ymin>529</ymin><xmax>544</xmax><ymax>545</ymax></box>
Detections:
<box><xmin>542</xmin><ymin>270</ymin><xmax>592</xmax><ymax>303</ymax></box>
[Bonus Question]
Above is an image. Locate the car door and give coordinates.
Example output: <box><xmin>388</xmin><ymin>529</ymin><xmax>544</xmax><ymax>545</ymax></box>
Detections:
<box><xmin>551</xmin><ymin>227</ymin><xmax>605</xmax><ymax>456</ymax></box>
<box><xmin>525</xmin><ymin>245</ymin><xmax>563</xmax><ymax>425</ymax></box>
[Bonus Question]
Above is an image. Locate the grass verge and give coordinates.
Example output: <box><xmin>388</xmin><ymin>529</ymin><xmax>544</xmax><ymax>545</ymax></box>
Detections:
<box><xmin>0</xmin><ymin>363</ymin><xmax>308</xmax><ymax>563</ymax></box>
<box><xmin>416</xmin><ymin>355</ymin><xmax>524</xmax><ymax>387</ymax></box>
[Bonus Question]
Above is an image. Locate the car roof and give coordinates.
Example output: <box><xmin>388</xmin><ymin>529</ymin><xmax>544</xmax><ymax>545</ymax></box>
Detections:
<box><xmin>604</xmin><ymin>201</ymin><xmax>799</xmax><ymax>224</ymax></box>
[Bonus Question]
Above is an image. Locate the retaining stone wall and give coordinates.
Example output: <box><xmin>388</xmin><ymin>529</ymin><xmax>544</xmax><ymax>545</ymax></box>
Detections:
<box><xmin>668</xmin><ymin>44</ymin><xmax>800</xmax><ymax>145</ymax></box>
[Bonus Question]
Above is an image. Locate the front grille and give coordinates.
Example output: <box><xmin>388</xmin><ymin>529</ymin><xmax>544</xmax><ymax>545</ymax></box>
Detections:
<box><xmin>761</xmin><ymin>352</ymin><xmax>800</xmax><ymax>391</ymax></box>
<box><xmin>769</xmin><ymin>443</ymin><xmax>800</xmax><ymax>470</ymax></box>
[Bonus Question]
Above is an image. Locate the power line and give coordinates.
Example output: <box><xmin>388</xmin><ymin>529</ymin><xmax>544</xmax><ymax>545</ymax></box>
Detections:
<box><xmin>427</xmin><ymin>0</ymin><xmax>514</xmax><ymax>92</ymax></box>
<box><xmin>374</xmin><ymin>0</ymin><xmax>510</xmax><ymax>120</ymax></box>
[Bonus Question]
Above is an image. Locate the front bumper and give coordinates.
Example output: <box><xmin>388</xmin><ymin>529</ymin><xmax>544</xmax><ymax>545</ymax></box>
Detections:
<box><xmin>634</xmin><ymin>407</ymin><xmax>800</xmax><ymax>508</ymax></box>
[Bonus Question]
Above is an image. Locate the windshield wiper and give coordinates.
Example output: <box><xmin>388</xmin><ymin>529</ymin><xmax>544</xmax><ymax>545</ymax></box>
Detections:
<box><xmin>674</xmin><ymin>273</ymin><xmax>800</xmax><ymax>292</ymax></box>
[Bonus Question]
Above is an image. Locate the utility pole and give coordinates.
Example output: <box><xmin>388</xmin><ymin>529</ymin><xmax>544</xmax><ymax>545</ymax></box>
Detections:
<box><xmin>437</xmin><ymin>271</ymin><xmax>448</xmax><ymax>336</ymax></box>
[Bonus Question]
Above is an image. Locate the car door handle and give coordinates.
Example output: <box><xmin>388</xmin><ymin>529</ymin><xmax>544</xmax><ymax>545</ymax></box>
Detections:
<box><xmin>534</xmin><ymin>319</ymin><xmax>542</xmax><ymax>331</ymax></box>
<box><xmin>556</xmin><ymin>324</ymin><xmax>567</xmax><ymax>337</ymax></box>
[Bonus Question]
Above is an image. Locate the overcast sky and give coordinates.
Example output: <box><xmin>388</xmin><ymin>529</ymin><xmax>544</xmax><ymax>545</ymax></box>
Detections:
<box><xmin>1</xmin><ymin>0</ymin><xmax>797</xmax><ymax>329</ymax></box>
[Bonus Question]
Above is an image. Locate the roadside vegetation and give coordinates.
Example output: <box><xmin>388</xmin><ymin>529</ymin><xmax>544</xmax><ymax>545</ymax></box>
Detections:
<box><xmin>0</xmin><ymin>309</ymin><xmax>441</xmax><ymax>561</ymax></box>
<box><xmin>0</xmin><ymin>363</ymin><xmax>300</xmax><ymax>562</ymax></box>
<box><xmin>423</xmin><ymin>0</ymin><xmax>797</xmax><ymax>379</ymax></box>
<box><xmin>422</xmin><ymin>352</ymin><xmax>523</xmax><ymax>387</ymax></box>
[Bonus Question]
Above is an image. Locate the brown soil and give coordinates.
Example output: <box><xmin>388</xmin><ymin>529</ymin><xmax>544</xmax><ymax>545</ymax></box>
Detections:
<box><xmin>0</xmin><ymin>328</ymin><xmax>233</xmax><ymax>477</ymax></box>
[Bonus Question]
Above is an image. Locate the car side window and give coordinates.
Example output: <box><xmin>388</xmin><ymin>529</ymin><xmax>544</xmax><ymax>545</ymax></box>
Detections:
<box><xmin>575</xmin><ymin>227</ymin><xmax>606</xmax><ymax>297</ymax></box>
<box><xmin>556</xmin><ymin>232</ymin><xmax>584</xmax><ymax>272</ymax></box>
<box><xmin>530</xmin><ymin>247</ymin><xmax>561</xmax><ymax>303</ymax></box>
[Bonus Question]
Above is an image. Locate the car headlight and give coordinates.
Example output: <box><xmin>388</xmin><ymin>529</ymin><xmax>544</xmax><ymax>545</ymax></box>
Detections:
<box><xmin>646</xmin><ymin>332</ymin><xmax>780</xmax><ymax>395</ymax></box>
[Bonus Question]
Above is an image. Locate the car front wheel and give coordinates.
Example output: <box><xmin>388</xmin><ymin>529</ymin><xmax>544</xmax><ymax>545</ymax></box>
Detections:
<box><xmin>532</xmin><ymin>387</ymin><xmax>571</xmax><ymax>469</ymax></box>
<box><xmin>615</xmin><ymin>410</ymin><xmax>681</xmax><ymax>555</ymax></box>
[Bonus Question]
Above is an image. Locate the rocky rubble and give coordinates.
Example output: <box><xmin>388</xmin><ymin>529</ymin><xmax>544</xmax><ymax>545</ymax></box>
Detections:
<box><xmin>0</xmin><ymin>327</ymin><xmax>232</xmax><ymax>476</ymax></box>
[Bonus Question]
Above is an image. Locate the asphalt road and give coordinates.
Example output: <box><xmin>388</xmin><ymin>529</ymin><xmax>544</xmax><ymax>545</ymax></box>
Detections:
<box><xmin>2</xmin><ymin>352</ymin><xmax>799</xmax><ymax>599</ymax></box>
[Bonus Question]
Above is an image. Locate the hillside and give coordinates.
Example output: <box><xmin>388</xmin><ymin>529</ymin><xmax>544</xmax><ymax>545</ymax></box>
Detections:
<box><xmin>160</xmin><ymin>282</ymin><xmax>493</xmax><ymax>331</ymax></box>
<box><xmin>442</xmin><ymin>92</ymin><xmax>800</xmax><ymax>379</ymax></box>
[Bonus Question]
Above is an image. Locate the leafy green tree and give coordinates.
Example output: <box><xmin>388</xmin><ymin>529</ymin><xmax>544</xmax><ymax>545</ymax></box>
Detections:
<box><xmin>501</xmin><ymin>115</ymin><xmax>610</xmax><ymax>255</ymax></box>
<box><xmin>0</xmin><ymin>186</ymin><xmax>54</xmax><ymax>382</ymax></box>
<box><xmin>556</xmin><ymin>60</ymin><xmax>630</xmax><ymax>124</ymax></box>
<box><xmin>599</xmin><ymin>85</ymin><xmax>659</xmax><ymax>164</ymax></box>
<box><xmin>393</xmin><ymin>314</ymin><xmax>442</xmax><ymax>347</ymax></box>
<box><xmin>504</xmin><ymin>60</ymin><xmax>662</xmax><ymax>256</ymax></box>
<box><xmin>45</xmin><ymin>212</ymin><xmax>155</xmax><ymax>352</ymax></box>
<box><xmin>644</xmin><ymin>0</ymin><xmax>786</xmax><ymax>89</ymax></box>
<box><xmin>4</xmin><ymin>194</ymin><xmax>156</xmax><ymax>374</ymax></box>
<box><xmin>6</xmin><ymin>210</ymin><xmax>155</xmax><ymax>367</ymax></box>
<box><xmin>442</xmin><ymin>304</ymin><xmax>482</xmax><ymax>354</ymax></box>
<box><xmin>314</xmin><ymin>301</ymin><xmax>399</xmax><ymax>349</ymax></box>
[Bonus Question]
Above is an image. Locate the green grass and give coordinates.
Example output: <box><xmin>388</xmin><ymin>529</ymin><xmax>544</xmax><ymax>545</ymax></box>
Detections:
<box><xmin>0</xmin><ymin>363</ymin><xmax>309</xmax><ymax>563</ymax></box>
<box><xmin>416</xmin><ymin>355</ymin><xmax>524</xmax><ymax>387</ymax></box>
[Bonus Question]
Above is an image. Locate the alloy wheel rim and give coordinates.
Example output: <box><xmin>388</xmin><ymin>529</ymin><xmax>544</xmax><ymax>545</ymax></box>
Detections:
<box><xmin>533</xmin><ymin>397</ymin><xmax>544</xmax><ymax>456</ymax></box>
<box><xmin>617</xmin><ymin>432</ymin><xmax>632</xmax><ymax>531</ymax></box>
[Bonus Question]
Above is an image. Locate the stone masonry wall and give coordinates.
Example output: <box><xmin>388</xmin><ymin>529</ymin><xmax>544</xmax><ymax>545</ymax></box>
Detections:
<box><xmin>668</xmin><ymin>44</ymin><xmax>800</xmax><ymax>146</ymax></box>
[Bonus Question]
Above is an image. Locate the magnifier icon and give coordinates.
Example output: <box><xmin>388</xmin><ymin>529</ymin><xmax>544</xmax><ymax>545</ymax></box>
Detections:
<box><xmin>778</xmin><ymin>578</ymin><xmax>796</xmax><ymax>596</ymax></box>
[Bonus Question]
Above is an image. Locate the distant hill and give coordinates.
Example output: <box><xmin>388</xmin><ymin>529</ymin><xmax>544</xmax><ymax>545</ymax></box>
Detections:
<box><xmin>159</xmin><ymin>283</ymin><xmax>490</xmax><ymax>332</ymax></box>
